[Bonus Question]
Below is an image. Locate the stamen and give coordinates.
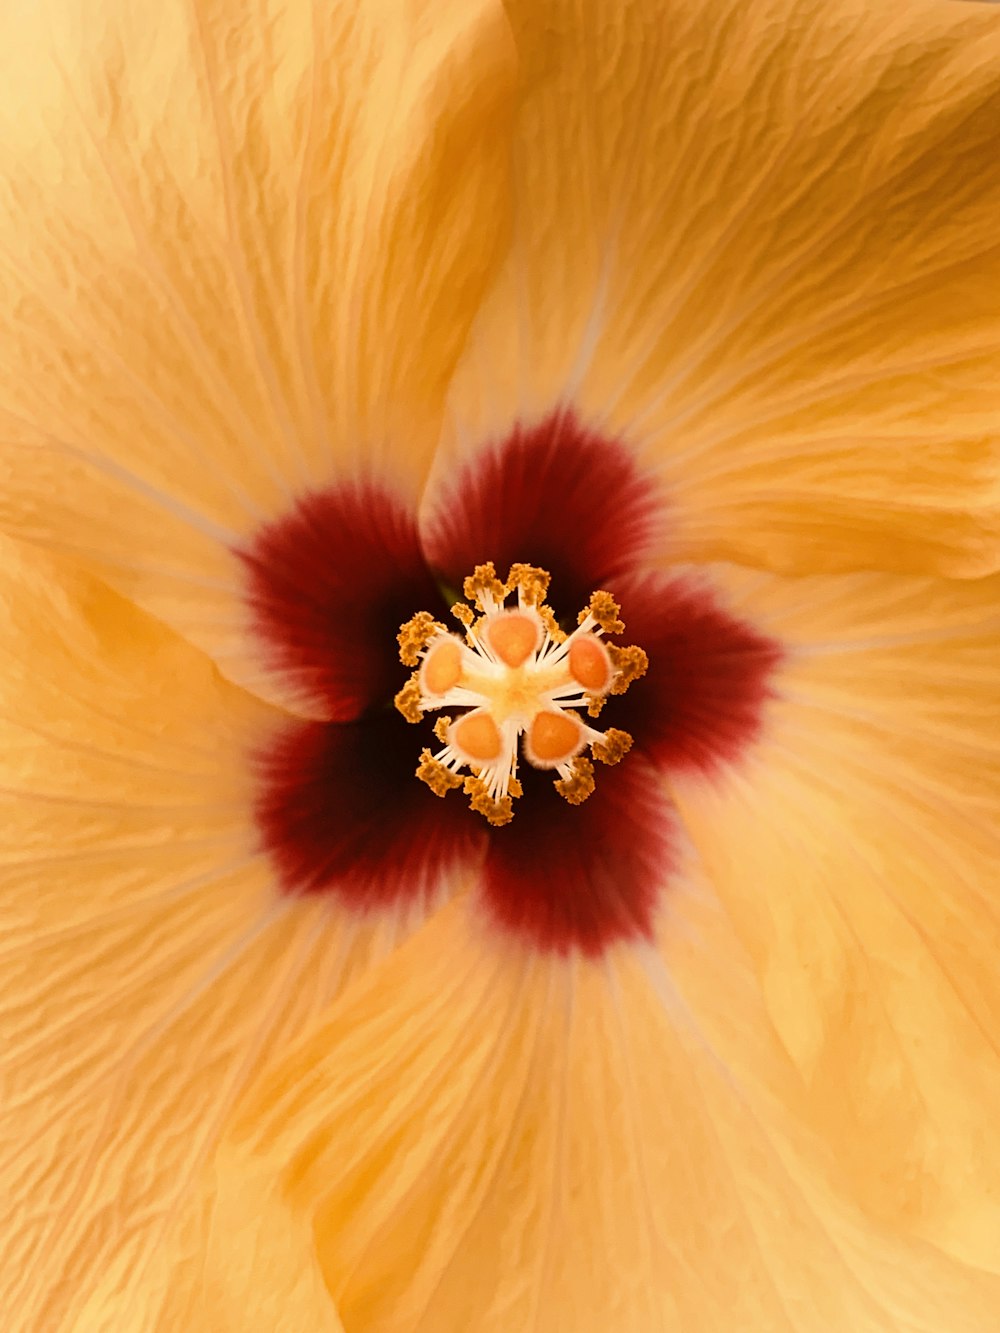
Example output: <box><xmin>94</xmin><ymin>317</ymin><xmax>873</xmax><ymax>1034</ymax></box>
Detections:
<box><xmin>608</xmin><ymin>644</ymin><xmax>649</xmax><ymax>694</ymax></box>
<box><xmin>394</xmin><ymin>675</ymin><xmax>423</xmax><ymax>723</ymax></box>
<box><xmin>579</xmin><ymin>591</ymin><xmax>625</xmax><ymax>636</ymax></box>
<box><xmin>507</xmin><ymin>562</ymin><xmax>551</xmax><ymax>607</ymax></box>
<box><xmin>591</xmin><ymin>727</ymin><xmax>633</xmax><ymax>765</ymax></box>
<box><xmin>464</xmin><ymin>776</ymin><xmax>514</xmax><ymax>827</ymax></box>
<box><xmin>416</xmin><ymin>749</ymin><xmax>465</xmax><ymax>796</ymax></box>
<box><xmin>463</xmin><ymin>561</ymin><xmax>508</xmax><ymax>610</ymax></box>
<box><xmin>396</xmin><ymin>565</ymin><xmax>648</xmax><ymax>823</ymax></box>
<box><xmin>554</xmin><ymin>756</ymin><xmax>596</xmax><ymax>805</ymax></box>
<box><xmin>398</xmin><ymin>610</ymin><xmax>447</xmax><ymax>666</ymax></box>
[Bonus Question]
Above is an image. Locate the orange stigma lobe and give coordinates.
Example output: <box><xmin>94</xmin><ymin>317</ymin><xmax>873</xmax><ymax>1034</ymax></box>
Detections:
<box><xmin>486</xmin><ymin>610</ymin><xmax>542</xmax><ymax>668</ymax></box>
<box><xmin>568</xmin><ymin>634</ymin><xmax>613</xmax><ymax>692</ymax></box>
<box><xmin>421</xmin><ymin>636</ymin><xmax>463</xmax><ymax>695</ymax></box>
<box><xmin>527</xmin><ymin>710</ymin><xmax>586</xmax><ymax>766</ymax></box>
<box><xmin>451</xmin><ymin>710</ymin><xmax>503</xmax><ymax>762</ymax></box>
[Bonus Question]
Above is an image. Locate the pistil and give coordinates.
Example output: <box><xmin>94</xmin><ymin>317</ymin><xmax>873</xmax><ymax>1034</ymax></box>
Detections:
<box><xmin>395</xmin><ymin>563</ymin><xmax>648</xmax><ymax>825</ymax></box>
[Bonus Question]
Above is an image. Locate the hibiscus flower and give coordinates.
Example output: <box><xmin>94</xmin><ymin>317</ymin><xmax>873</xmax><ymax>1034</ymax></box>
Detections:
<box><xmin>2</xmin><ymin>0</ymin><xmax>1000</xmax><ymax>1329</ymax></box>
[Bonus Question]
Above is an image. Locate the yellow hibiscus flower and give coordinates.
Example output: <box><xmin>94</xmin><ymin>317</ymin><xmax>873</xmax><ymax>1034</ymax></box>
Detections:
<box><xmin>2</xmin><ymin>0</ymin><xmax>1000</xmax><ymax>1329</ymax></box>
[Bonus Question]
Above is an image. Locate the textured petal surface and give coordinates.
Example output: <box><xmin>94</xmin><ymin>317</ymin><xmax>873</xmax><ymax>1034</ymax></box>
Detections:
<box><xmin>0</xmin><ymin>0</ymin><xmax>516</xmax><ymax>713</ymax></box>
<box><xmin>150</xmin><ymin>896</ymin><xmax>1000</xmax><ymax>1332</ymax></box>
<box><xmin>0</xmin><ymin>537</ymin><xmax>394</xmax><ymax>1330</ymax></box>
<box><xmin>429</xmin><ymin>0</ymin><xmax>1000</xmax><ymax>576</ymax></box>
<box><xmin>671</xmin><ymin>564</ymin><xmax>1000</xmax><ymax>1272</ymax></box>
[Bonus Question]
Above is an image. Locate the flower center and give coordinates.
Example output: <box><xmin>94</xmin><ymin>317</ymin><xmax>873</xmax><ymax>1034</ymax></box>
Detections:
<box><xmin>395</xmin><ymin>563</ymin><xmax>648</xmax><ymax>826</ymax></box>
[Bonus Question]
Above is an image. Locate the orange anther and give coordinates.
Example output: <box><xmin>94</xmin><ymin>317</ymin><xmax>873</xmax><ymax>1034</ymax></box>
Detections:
<box><xmin>421</xmin><ymin>637</ymin><xmax>463</xmax><ymax>696</ymax></box>
<box><xmin>568</xmin><ymin>634</ymin><xmax>613</xmax><ymax>693</ymax></box>
<box><xmin>486</xmin><ymin>611</ymin><xmax>541</xmax><ymax>668</ymax></box>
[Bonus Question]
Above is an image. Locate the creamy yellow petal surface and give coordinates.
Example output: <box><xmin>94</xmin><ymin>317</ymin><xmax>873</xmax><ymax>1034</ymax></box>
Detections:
<box><xmin>672</xmin><ymin>565</ymin><xmax>1000</xmax><ymax>1272</ymax></box>
<box><xmin>3</xmin><ymin>1</ymin><xmax>1000</xmax><ymax>1329</ymax></box>
<box><xmin>432</xmin><ymin>0</ymin><xmax>1000</xmax><ymax>576</ymax></box>
<box><xmin>0</xmin><ymin>534</ymin><xmax>405</xmax><ymax>1330</ymax></box>
<box><xmin>146</xmin><ymin>889</ymin><xmax>1000</xmax><ymax>1332</ymax></box>
<box><xmin>0</xmin><ymin>0</ymin><xmax>516</xmax><ymax>715</ymax></box>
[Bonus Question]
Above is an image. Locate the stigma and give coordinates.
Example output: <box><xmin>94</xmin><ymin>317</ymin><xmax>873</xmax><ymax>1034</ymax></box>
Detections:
<box><xmin>394</xmin><ymin>563</ymin><xmax>648</xmax><ymax>826</ymax></box>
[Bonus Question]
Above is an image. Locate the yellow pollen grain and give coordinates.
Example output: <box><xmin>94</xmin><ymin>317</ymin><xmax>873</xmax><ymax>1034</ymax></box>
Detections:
<box><xmin>433</xmin><ymin>716</ymin><xmax>452</xmax><ymax>744</ymax></box>
<box><xmin>451</xmin><ymin>601</ymin><xmax>474</xmax><ymax>628</ymax></box>
<box><xmin>507</xmin><ymin>776</ymin><xmax>523</xmax><ymax>799</ymax></box>
<box><xmin>398</xmin><ymin>610</ymin><xmax>446</xmax><ymax>666</ymax></box>
<box><xmin>464</xmin><ymin>775</ymin><xmax>514</xmax><ymax>827</ymax></box>
<box><xmin>422</xmin><ymin>636</ymin><xmax>463</xmax><ymax>695</ymax></box>
<box><xmin>608</xmin><ymin>644</ymin><xmax>649</xmax><ymax>695</ymax></box>
<box><xmin>538</xmin><ymin>604</ymin><xmax>567</xmax><ymax>644</ymax></box>
<box><xmin>529</xmin><ymin>710</ymin><xmax>584</xmax><ymax>764</ymax></box>
<box><xmin>416</xmin><ymin>749</ymin><xmax>464</xmax><ymax>797</ymax></box>
<box><xmin>580</xmin><ymin>591</ymin><xmax>625</xmax><ymax>635</ymax></box>
<box><xmin>453</xmin><ymin>711</ymin><xmax>503</xmax><ymax>762</ymax></box>
<box><xmin>507</xmin><ymin>563</ymin><xmax>551</xmax><ymax>606</ymax></box>
<box><xmin>592</xmin><ymin>727</ymin><xmax>633</xmax><ymax>765</ymax></box>
<box><xmin>463</xmin><ymin>562</ymin><xmax>507</xmax><ymax>610</ymax></box>
<box><xmin>586</xmin><ymin>693</ymin><xmax>607</xmax><ymax>719</ymax></box>
<box><xmin>554</xmin><ymin>756</ymin><xmax>595</xmax><ymax>806</ymax></box>
<box><xmin>394</xmin><ymin>675</ymin><xmax>423</xmax><ymax>723</ymax></box>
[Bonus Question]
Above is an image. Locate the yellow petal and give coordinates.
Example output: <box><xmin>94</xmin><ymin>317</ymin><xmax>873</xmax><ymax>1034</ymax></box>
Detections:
<box><xmin>78</xmin><ymin>1178</ymin><xmax>347</xmax><ymax>1333</ymax></box>
<box><xmin>157</xmin><ymin>896</ymin><xmax>1000</xmax><ymax>1331</ymax></box>
<box><xmin>0</xmin><ymin>0</ymin><xmax>515</xmax><ymax>712</ymax></box>
<box><xmin>671</xmin><ymin>562</ymin><xmax>1000</xmax><ymax>1271</ymax></box>
<box><xmin>0</xmin><ymin>536</ymin><xmax>394</xmax><ymax>1328</ymax></box>
<box><xmin>434</xmin><ymin>0</ymin><xmax>1000</xmax><ymax>576</ymax></box>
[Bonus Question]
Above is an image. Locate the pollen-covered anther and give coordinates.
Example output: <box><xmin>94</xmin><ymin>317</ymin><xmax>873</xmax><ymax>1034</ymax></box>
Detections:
<box><xmin>396</xmin><ymin>565</ymin><xmax>648</xmax><ymax>823</ymax></box>
<box><xmin>463</xmin><ymin>561</ymin><xmax>508</xmax><ymax>611</ymax></box>
<box><xmin>398</xmin><ymin>610</ymin><xmax>447</xmax><ymax>667</ymax></box>
<box><xmin>579</xmin><ymin>590</ymin><xmax>625</xmax><ymax>636</ymax></box>
<box><xmin>464</xmin><ymin>775</ymin><xmax>514</xmax><ymax>827</ymax></box>
<box><xmin>608</xmin><ymin>644</ymin><xmax>649</xmax><ymax>695</ymax></box>
<box><xmin>506</xmin><ymin>563</ymin><xmax>551</xmax><ymax>607</ymax></box>
<box><xmin>592</xmin><ymin>727</ymin><xmax>633</xmax><ymax>765</ymax></box>
<box><xmin>554</xmin><ymin>756</ymin><xmax>595</xmax><ymax>806</ymax></box>
<box><xmin>538</xmin><ymin>604</ymin><xmax>567</xmax><ymax>644</ymax></box>
<box><xmin>394</xmin><ymin>675</ymin><xmax>423</xmax><ymax>723</ymax></box>
<box><xmin>416</xmin><ymin>749</ymin><xmax>464</xmax><ymax>797</ymax></box>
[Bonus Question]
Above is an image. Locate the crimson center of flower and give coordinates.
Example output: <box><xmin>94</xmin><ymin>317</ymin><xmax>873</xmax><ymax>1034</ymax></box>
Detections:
<box><xmin>394</xmin><ymin>562</ymin><xmax>648</xmax><ymax>826</ymax></box>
